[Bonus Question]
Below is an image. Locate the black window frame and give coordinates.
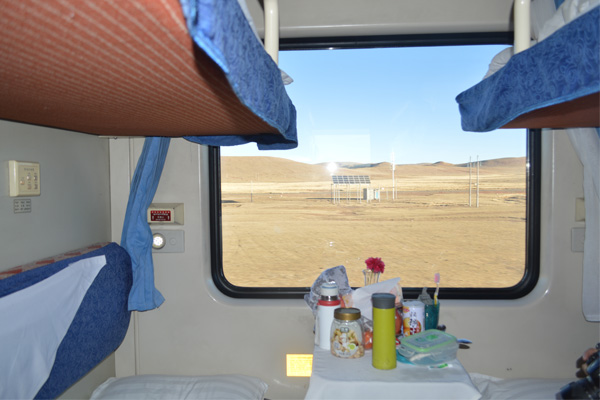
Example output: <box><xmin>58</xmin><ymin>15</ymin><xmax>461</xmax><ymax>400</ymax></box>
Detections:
<box><xmin>209</xmin><ymin>33</ymin><xmax>541</xmax><ymax>300</ymax></box>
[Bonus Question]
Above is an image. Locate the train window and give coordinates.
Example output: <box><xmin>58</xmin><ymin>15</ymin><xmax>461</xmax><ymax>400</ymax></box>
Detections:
<box><xmin>209</xmin><ymin>42</ymin><xmax>540</xmax><ymax>299</ymax></box>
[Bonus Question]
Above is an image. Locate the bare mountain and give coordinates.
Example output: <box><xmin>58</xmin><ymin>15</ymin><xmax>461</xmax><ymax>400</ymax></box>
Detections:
<box><xmin>221</xmin><ymin>156</ymin><xmax>526</xmax><ymax>183</ymax></box>
<box><xmin>456</xmin><ymin>157</ymin><xmax>526</xmax><ymax>168</ymax></box>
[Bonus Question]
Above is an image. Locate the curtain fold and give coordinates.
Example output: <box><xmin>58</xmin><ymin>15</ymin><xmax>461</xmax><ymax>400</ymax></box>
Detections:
<box><xmin>121</xmin><ymin>137</ymin><xmax>171</xmax><ymax>312</ymax></box>
<box><xmin>567</xmin><ymin>128</ymin><xmax>600</xmax><ymax>322</ymax></box>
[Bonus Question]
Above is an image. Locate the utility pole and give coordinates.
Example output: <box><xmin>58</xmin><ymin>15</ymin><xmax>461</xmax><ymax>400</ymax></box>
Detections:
<box><xmin>391</xmin><ymin>151</ymin><xmax>396</xmax><ymax>201</ymax></box>
<box><xmin>476</xmin><ymin>156</ymin><xmax>480</xmax><ymax>208</ymax></box>
<box><xmin>469</xmin><ymin>156</ymin><xmax>472</xmax><ymax>207</ymax></box>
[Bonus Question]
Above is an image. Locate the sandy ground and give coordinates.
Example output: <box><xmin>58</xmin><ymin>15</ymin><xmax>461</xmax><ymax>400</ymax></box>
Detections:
<box><xmin>220</xmin><ymin>157</ymin><xmax>526</xmax><ymax>289</ymax></box>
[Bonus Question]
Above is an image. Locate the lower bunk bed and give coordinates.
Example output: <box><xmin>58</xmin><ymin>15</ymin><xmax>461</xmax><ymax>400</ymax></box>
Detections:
<box><xmin>0</xmin><ymin>243</ymin><xmax>269</xmax><ymax>400</ymax></box>
<box><xmin>0</xmin><ymin>243</ymin><xmax>132</xmax><ymax>399</ymax></box>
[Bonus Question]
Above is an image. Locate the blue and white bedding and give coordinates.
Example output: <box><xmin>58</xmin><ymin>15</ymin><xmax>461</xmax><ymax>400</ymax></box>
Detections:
<box><xmin>456</xmin><ymin>3</ymin><xmax>599</xmax><ymax>132</ymax></box>
<box><xmin>0</xmin><ymin>243</ymin><xmax>132</xmax><ymax>399</ymax></box>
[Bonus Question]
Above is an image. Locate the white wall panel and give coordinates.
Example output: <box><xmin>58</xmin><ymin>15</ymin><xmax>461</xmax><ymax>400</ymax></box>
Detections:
<box><xmin>0</xmin><ymin>121</ymin><xmax>111</xmax><ymax>270</ymax></box>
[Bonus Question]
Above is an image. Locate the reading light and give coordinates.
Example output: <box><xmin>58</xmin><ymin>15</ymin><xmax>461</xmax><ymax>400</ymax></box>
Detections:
<box><xmin>152</xmin><ymin>232</ymin><xmax>166</xmax><ymax>249</ymax></box>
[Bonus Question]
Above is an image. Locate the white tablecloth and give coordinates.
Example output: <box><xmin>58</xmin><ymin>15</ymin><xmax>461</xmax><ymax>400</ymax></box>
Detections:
<box><xmin>305</xmin><ymin>346</ymin><xmax>481</xmax><ymax>400</ymax></box>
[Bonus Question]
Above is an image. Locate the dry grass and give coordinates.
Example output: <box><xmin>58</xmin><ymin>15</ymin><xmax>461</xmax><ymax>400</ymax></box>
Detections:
<box><xmin>221</xmin><ymin>156</ymin><xmax>526</xmax><ymax>289</ymax></box>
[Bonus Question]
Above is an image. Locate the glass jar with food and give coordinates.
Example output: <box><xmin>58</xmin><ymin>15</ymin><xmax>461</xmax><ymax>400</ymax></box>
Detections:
<box><xmin>330</xmin><ymin>308</ymin><xmax>364</xmax><ymax>359</ymax></box>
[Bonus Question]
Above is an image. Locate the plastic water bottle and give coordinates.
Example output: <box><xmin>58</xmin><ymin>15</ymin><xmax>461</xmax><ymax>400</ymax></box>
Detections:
<box><xmin>372</xmin><ymin>292</ymin><xmax>397</xmax><ymax>369</ymax></box>
<box><xmin>315</xmin><ymin>282</ymin><xmax>341</xmax><ymax>350</ymax></box>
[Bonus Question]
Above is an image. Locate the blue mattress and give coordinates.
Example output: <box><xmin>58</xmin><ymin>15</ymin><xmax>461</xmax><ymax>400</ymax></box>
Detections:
<box><xmin>0</xmin><ymin>243</ymin><xmax>132</xmax><ymax>399</ymax></box>
<box><xmin>456</xmin><ymin>6</ymin><xmax>599</xmax><ymax>132</ymax></box>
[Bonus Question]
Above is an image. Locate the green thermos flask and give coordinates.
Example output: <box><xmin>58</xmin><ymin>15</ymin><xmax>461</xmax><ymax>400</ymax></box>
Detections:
<box><xmin>372</xmin><ymin>293</ymin><xmax>397</xmax><ymax>369</ymax></box>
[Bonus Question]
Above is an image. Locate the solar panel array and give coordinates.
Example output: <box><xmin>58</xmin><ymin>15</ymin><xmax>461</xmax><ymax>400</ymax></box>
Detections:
<box><xmin>331</xmin><ymin>175</ymin><xmax>371</xmax><ymax>184</ymax></box>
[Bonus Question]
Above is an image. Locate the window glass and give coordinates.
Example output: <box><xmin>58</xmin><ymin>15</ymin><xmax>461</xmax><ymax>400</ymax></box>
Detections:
<box><xmin>215</xmin><ymin>45</ymin><xmax>533</xmax><ymax>294</ymax></box>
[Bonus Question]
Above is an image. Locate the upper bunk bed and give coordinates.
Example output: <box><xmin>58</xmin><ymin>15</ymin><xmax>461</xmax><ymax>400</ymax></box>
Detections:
<box><xmin>0</xmin><ymin>0</ymin><xmax>297</xmax><ymax>150</ymax></box>
<box><xmin>457</xmin><ymin>0</ymin><xmax>600</xmax><ymax>323</ymax></box>
<box><xmin>456</xmin><ymin>0</ymin><xmax>599</xmax><ymax>132</ymax></box>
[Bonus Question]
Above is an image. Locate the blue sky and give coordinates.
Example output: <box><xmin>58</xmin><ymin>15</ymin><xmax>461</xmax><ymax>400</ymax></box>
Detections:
<box><xmin>223</xmin><ymin>45</ymin><xmax>526</xmax><ymax>165</ymax></box>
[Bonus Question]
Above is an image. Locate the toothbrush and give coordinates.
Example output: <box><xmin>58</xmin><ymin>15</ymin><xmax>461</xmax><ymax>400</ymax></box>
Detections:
<box><xmin>434</xmin><ymin>273</ymin><xmax>440</xmax><ymax>305</ymax></box>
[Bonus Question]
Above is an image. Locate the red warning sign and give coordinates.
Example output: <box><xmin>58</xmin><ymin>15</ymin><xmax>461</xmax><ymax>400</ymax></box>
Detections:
<box><xmin>150</xmin><ymin>210</ymin><xmax>172</xmax><ymax>222</ymax></box>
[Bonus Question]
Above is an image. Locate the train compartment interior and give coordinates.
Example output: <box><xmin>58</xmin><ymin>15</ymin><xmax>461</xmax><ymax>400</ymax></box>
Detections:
<box><xmin>0</xmin><ymin>0</ymin><xmax>599</xmax><ymax>399</ymax></box>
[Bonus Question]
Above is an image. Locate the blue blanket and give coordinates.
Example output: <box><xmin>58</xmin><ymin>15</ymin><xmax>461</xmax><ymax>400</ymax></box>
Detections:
<box><xmin>456</xmin><ymin>6</ymin><xmax>599</xmax><ymax>132</ymax></box>
<box><xmin>180</xmin><ymin>0</ymin><xmax>298</xmax><ymax>150</ymax></box>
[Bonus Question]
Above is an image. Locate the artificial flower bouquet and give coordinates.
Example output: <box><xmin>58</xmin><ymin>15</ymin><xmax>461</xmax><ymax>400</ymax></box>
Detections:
<box><xmin>363</xmin><ymin>257</ymin><xmax>385</xmax><ymax>286</ymax></box>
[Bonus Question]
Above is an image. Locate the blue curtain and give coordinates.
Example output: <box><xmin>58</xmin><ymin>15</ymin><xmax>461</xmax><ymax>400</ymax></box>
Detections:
<box><xmin>121</xmin><ymin>137</ymin><xmax>170</xmax><ymax>311</ymax></box>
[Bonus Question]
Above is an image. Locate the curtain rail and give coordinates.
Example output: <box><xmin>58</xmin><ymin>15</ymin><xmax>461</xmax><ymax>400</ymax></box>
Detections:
<box><xmin>264</xmin><ymin>0</ymin><xmax>279</xmax><ymax>64</ymax></box>
<box><xmin>514</xmin><ymin>0</ymin><xmax>531</xmax><ymax>53</ymax></box>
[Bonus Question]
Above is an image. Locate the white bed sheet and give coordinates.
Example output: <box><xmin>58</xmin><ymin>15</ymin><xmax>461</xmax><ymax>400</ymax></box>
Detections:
<box><xmin>0</xmin><ymin>255</ymin><xmax>106</xmax><ymax>399</ymax></box>
<box><xmin>469</xmin><ymin>373</ymin><xmax>571</xmax><ymax>400</ymax></box>
<box><xmin>91</xmin><ymin>374</ymin><xmax>268</xmax><ymax>400</ymax></box>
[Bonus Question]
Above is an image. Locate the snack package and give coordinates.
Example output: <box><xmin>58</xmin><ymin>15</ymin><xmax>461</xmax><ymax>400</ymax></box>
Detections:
<box><xmin>304</xmin><ymin>265</ymin><xmax>353</xmax><ymax>317</ymax></box>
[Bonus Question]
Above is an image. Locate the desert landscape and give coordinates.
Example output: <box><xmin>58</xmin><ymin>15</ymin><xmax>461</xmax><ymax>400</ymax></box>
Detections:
<box><xmin>220</xmin><ymin>156</ymin><xmax>527</xmax><ymax>289</ymax></box>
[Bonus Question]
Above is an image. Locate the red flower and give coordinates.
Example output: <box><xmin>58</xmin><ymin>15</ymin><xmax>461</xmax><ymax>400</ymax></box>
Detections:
<box><xmin>365</xmin><ymin>257</ymin><xmax>385</xmax><ymax>273</ymax></box>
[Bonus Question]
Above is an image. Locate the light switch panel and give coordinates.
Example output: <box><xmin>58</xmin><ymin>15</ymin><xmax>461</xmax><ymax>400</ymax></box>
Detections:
<box><xmin>8</xmin><ymin>161</ymin><xmax>40</xmax><ymax>197</ymax></box>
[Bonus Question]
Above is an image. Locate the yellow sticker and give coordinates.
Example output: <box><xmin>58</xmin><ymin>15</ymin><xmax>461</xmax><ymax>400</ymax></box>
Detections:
<box><xmin>286</xmin><ymin>354</ymin><xmax>313</xmax><ymax>377</ymax></box>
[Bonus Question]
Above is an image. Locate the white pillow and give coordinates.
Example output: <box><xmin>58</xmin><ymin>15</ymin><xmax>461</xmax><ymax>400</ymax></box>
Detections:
<box><xmin>531</xmin><ymin>0</ymin><xmax>557</xmax><ymax>41</ymax></box>
<box><xmin>91</xmin><ymin>374</ymin><xmax>268</xmax><ymax>400</ymax></box>
<box><xmin>538</xmin><ymin>0</ymin><xmax>600</xmax><ymax>41</ymax></box>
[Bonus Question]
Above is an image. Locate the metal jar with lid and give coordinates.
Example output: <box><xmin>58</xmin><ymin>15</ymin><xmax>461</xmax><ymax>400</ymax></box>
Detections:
<box><xmin>330</xmin><ymin>307</ymin><xmax>364</xmax><ymax>359</ymax></box>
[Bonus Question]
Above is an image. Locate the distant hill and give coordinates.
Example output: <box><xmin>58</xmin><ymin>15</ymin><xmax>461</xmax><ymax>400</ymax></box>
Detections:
<box><xmin>221</xmin><ymin>156</ymin><xmax>331</xmax><ymax>183</ymax></box>
<box><xmin>221</xmin><ymin>156</ymin><xmax>526</xmax><ymax>183</ymax></box>
<box><xmin>456</xmin><ymin>157</ymin><xmax>526</xmax><ymax>169</ymax></box>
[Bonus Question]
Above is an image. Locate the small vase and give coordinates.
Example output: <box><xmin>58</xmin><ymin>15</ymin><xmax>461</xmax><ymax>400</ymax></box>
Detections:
<box><xmin>363</xmin><ymin>269</ymin><xmax>381</xmax><ymax>286</ymax></box>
